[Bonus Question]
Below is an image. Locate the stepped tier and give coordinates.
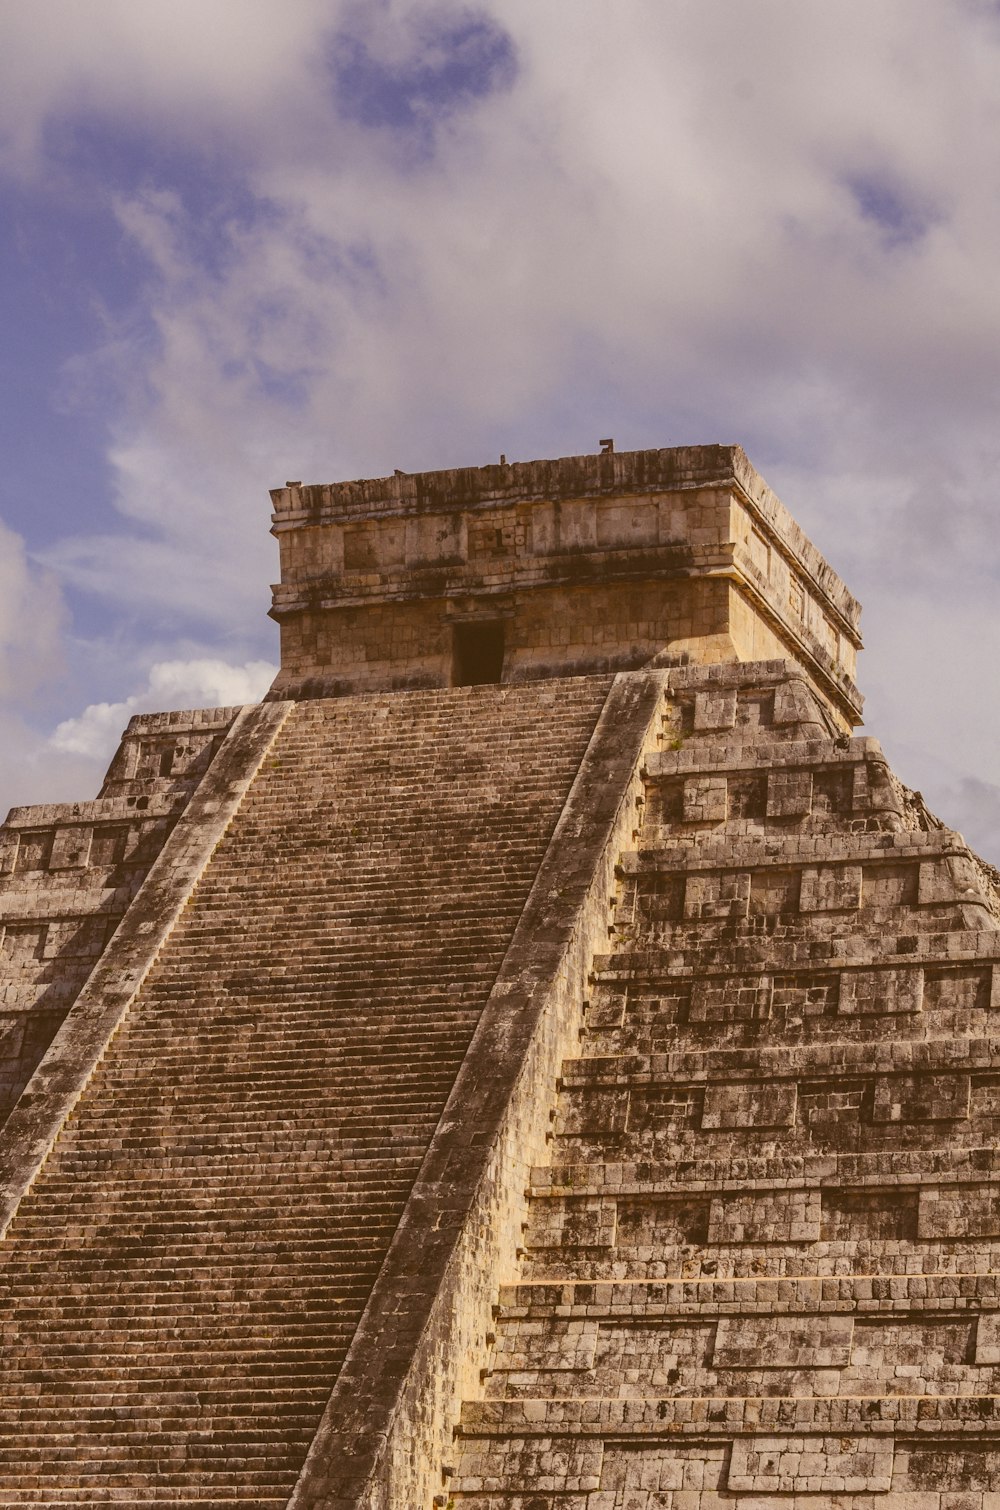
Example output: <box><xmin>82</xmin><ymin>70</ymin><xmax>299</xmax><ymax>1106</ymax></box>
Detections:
<box><xmin>449</xmin><ymin>661</ymin><xmax>1000</xmax><ymax>1510</ymax></box>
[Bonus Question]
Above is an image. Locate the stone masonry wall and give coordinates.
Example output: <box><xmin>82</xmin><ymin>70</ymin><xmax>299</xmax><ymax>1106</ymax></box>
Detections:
<box><xmin>450</xmin><ymin>659</ymin><xmax>1000</xmax><ymax>1510</ymax></box>
<box><xmin>0</xmin><ymin>707</ymin><xmax>239</xmax><ymax>1127</ymax></box>
<box><xmin>268</xmin><ymin>447</ymin><xmax>862</xmax><ymax>724</ymax></box>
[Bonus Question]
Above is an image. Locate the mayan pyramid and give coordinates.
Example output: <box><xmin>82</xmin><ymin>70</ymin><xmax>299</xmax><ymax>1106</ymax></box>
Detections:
<box><xmin>1</xmin><ymin>444</ymin><xmax>998</xmax><ymax>1508</ymax></box>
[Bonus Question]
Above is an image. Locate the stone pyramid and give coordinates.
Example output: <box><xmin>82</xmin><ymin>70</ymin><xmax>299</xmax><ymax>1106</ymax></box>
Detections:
<box><xmin>0</xmin><ymin>445</ymin><xmax>997</xmax><ymax>1508</ymax></box>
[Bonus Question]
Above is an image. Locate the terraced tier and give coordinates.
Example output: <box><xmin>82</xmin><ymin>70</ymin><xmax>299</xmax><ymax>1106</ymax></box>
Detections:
<box><xmin>0</xmin><ymin>677</ymin><xmax>610</xmax><ymax>1505</ymax></box>
<box><xmin>451</xmin><ymin>661</ymin><xmax>1000</xmax><ymax>1510</ymax></box>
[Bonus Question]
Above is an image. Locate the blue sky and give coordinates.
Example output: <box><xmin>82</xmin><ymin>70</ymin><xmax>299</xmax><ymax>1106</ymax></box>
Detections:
<box><xmin>2</xmin><ymin>0</ymin><xmax>1000</xmax><ymax>858</ymax></box>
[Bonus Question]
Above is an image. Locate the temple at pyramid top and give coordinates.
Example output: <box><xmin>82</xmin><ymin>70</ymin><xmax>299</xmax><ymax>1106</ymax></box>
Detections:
<box><xmin>267</xmin><ymin>442</ymin><xmax>863</xmax><ymax>726</ymax></box>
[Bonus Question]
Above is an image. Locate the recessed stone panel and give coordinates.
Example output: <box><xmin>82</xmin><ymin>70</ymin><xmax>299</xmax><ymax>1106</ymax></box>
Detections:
<box><xmin>728</xmin><ymin>1434</ymin><xmax>894</xmax><ymax>1494</ymax></box>
<box><xmin>918</xmin><ymin>1184</ymin><xmax>1000</xmax><ymax>1239</ymax></box>
<box><xmin>684</xmin><ymin>871</ymin><xmax>750</xmax><ymax>921</ymax></box>
<box><xmin>692</xmin><ymin>688</ymin><xmax>737</xmax><ymax>731</ymax></box>
<box><xmin>701</xmin><ymin>1080</ymin><xmax>796</xmax><ymax>1129</ymax></box>
<box><xmin>682</xmin><ymin>776</ymin><xmax>727</xmax><ymax>823</ymax></box>
<box><xmin>713</xmin><ymin>1314</ymin><xmax>853</xmax><ymax>1369</ymax></box>
<box><xmin>708</xmin><ymin>1188</ymin><xmax>820</xmax><ymax>1244</ymax></box>
<box><xmin>873</xmin><ymin>1072</ymin><xmax>970</xmax><ymax>1123</ymax></box>
<box><xmin>766</xmin><ymin>769</ymin><xmax>813</xmax><ymax>817</ymax></box>
<box><xmin>839</xmin><ymin>967</ymin><xmax>922</xmax><ymax>1016</ymax></box>
<box><xmin>690</xmin><ymin>975</ymin><xmax>773</xmax><ymax>1024</ymax></box>
<box><xmin>800</xmin><ymin>863</ymin><xmax>862</xmax><ymax>912</ymax></box>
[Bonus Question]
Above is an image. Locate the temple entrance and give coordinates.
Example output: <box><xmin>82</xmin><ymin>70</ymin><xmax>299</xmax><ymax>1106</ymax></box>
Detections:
<box><xmin>451</xmin><ymin>620</ymin><xmax>505</xmax><ymax>685</ymax></box>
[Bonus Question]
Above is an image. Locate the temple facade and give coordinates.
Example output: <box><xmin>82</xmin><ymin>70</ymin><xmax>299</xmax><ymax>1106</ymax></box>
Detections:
<box><xmin>0</xmin><ymin>445</ymin><xmax>997</xmax><ymax>1508</ymax></box>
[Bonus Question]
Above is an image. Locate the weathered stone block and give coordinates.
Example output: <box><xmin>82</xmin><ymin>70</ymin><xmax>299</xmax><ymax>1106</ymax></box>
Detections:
<box><xmin>872</xmin><ymin>1072</ymin><xmax>970</xmax><ymax>1123</ymax></box>
<box><xmin>692</xmin><ymin>688</ymin><xmax>737</xmax><ymax>731</ymax></box>
<box><xmin>682</xmin><ymin>776</ymin><xmax>727</xmax><ymax>823</ymax></box>
<box><xmin>975</xmin><ymin>1312</ymin><xmax>1000</xmax><ymax>1365</ymax></box>
<box><xmin>800</xmin><ymin>863</ymin><xmax>863</xmax><ymax>911</ymax></box>
<box><xmin>701</xmin><ymin>1080</ymin><xmax>797</xmax><ymax>1129</ymax></box>
<box><xmin>919</xmin><ymin>1185</ymin><xmax>1000</xmax><ymax>1239</ymax></box>
<box><xmin>839</xmin><ymin>967</ymin><xmax>922</xmax><ymax>1016</ymax></box>
<box><xmin>708</xmin><ymin>1189</ymin><xmax>820</xmax><ymax>1244</ymax></box>
<box><xmin>713</xmin><ymin>1315</ymin><xmax>853</xmax><ymax>1369</ymax></box>
<box><xmin>766</xmin><ymin>769</ymin><xmax>813</xmax><ymax>817</ymax></box>
<box><xmin>728</xmin><ymin>1434</ymin><xmax>894</xmax><ymax>1493</ymax></box>
<box><xmin>683</xmin><ymin>870</ymin><xmax>750</xmax><ymax>920</ymax></box>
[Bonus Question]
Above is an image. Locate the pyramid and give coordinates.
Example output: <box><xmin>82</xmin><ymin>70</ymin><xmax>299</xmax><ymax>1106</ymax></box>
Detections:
<box><xmin>1</xmin><ymin>445</ymin><xmax>997</xmax><ymax>1508</ymax></box>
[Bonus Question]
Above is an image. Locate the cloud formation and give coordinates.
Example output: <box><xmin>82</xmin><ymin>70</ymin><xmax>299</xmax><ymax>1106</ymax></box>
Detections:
<box><xmin>1</xmin><ymin>1</ymin><xmax>999</xmax><ymax>851</ymax></box>
<box><xmin>0</xmin><ymin>519</ymin><xmax>65</xmax><ymax>701</ymax></box>
<box><xmin>50</xmin><ymin>658</ymin><xmax>277</xmax><ymax>760</ymax></box>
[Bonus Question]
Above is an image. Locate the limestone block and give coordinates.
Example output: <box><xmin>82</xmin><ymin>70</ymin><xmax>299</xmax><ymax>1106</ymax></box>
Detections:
<box><xmin>684</xmin><ymin>871</ymin><xmax>750</xmax><ymax>921</ymax></box>
<box><xmin>919</xmin><ymin>853</ymin><xmax>984</xmax><ymax>906</ymax></box>
<box><xmin>873</xmin><ymin>1072</ymin><xmax>970</xmax><ymax>1123</ymax></box>
<box><xmin>766</xmin><ymin>769</ymin><xmax>813</xmax><ymax>817</ymax></box>
<box><xmin>693</xmin><ymin>688</ymin><xmax>737</xmax><ymax>732</ymax></box>
<box><xmin>627</xmin><ymin>1084</ymin><xmax>700</xmax><ymax>1134</ymax></box>
<box><xmin>975</xmin><ymin>1312</ymin><xmax>1000</xmax><ymax>1365</ymax></box>
<box><xmin>708</xmin><ymin>1188</ymin><xmax>820</xmax><ymax>1244</ymax></box>
<box><xmin>701</xmin><ymin>1080</ymin><xmax>796</xmax><ymax>1129</ymax></box>
<box><xmin>800</xmin><ymin>863</ymin><xmax>862</xmax><ymax>912</ymax></box>
<box><xmin>918</xmin><ymin>1184</ymin><xmax>1000</xmax><ymax>1239</ymax></box>
<box><xmin>88</xmin><ymin>826</ymin><xmax>129</xmax><ymax>867</ymax></box>
<box><xmin>526</xmin><ymin>1198</ymin><xmax>617</xmax><ymax>1251</ymax></box>
<box><xmin>47</xmin><ymin>827</ymin><xmax>91</xmax><ymax>870</ymax></box>
<box><xmin>856</xmin><ymin>757</ymin><xmax>905</xmax><ymax>825</ymax></box>
<box><xmin>617</xmin><ymin>1194</ymin><xmax>710</xmax><ymax>1251</ymax></box>
<box><xmin>821</xmin><ymin>1187</ymin><xmax>918</xmax><ymax>1242</ymax></box>
<box><xmin>749</xmin><ymin>866</ymin><xmax>800</xmax><ymax>914</ymax></box>
<box><xmin>713</xmin><ymin>1314</ymin><xmax>853</xmax><ymax>1369</ymax></box>
<box><xmin>772</xmin><ymin>678</ymin><xmax>821</xmax><ymax>728</ymax></box>
<box><xmin>596</xmin><ymin>499</ymin><xmax>658</xmax><ymax>549</ymax></box>
<box><xmin>559</xmin><ymin>1088</ymin><xmax>629</xmax><ymax>1136</ymax></box>
<box><xmin>10</xmin><ymin>829</ymin><xmax>52</xmax><ymax>874</ymax></box>
<box><xmin>772</xmin><ymin>971</ymin><xmax>837</xmax><ymax>1019</ymax></box>
<box><xmin>498</xmin><ymin>1320</ymin><xmax>600</xmax><ymax>1372</ymax></box>
<box><xmin>903</xmin><ymin>1445</ymin><xmax>1000</xmax><ymax>1494</ymax></box>
<box><xmin>598</xmin><ymin>1444</ymin><xmax>727</xmax><ymax>1496</ymax></box>
<box><xmin>682</xmin><ymin>776</ymin><xmax>727</xmax><ymax>823</ymax></box>
<box><xmin>690</xmin><ymin>976</ymin><xmax>773</xmax><ymax>1023</ymax></box>
<box><xmin>839</xmin><ymin>967</ymin><xmax>922</xmax><ymax>1016</ymax></box>
<box><xmin>0</xmin><ymin>924</ymin><xmax>46</xmax><ymax>964</ymax></box>
<box><xmin>0</xmin><ymin>832</ymin><xmax>16</xmax><ymax>876</ymax></box>
<box><xmin>863</xmin><ymin>862</ymin><xmax>918</xmax><ymax>907</ymax></box>
<box><xmin>0</xmin><ymin>1017</ymin><xmax>26</xmax><ymax>1063</ymax></box>
<box><xmin>41</xmin><ymin>917</ymin><xmax>107</xmax><ymax>961</ymax></box>
<box><xmin>454</xmin><ymin>1437</ymin><xmax>603</xmax><ymax>1494</ymax></box>
<box><xmin>728</xmin><ymin>1434</ymin><xmax>894</xmax><ymax>1494</ymax></box>
<box><xmin>585</xmin><ymin>996</ymin><xmax>626</xmax><ymax>1031</ymax></box>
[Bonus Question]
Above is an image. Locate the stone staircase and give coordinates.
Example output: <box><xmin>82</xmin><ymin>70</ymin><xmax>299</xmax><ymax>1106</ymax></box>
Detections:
<box><xmin>0</xmin><ymin>678</ymin><xmax>609</xmax><ymax>1505</ymax></box>
<box><xmin>451</xmin><ymin>661</ymin><xmax>1000</xmax><ymax>1509</ymax></box>
<box><xmin>0</xmin><ymin>709</ymin><xmax>242</xmax><ymax>1127</ymax></box>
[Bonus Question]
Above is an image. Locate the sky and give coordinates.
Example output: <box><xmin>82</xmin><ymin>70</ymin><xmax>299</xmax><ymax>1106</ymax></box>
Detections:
<box><xmin>1</xmin><ymin>0</ymin><xmax>999</xmax><ymax>857</ymax></box>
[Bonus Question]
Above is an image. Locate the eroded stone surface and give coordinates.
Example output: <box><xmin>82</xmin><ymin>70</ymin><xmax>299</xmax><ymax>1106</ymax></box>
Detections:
<box><xmin>450</xmin><ymin>660</ymin><xmax>1000</xmax><ymax>1510</ymax></box>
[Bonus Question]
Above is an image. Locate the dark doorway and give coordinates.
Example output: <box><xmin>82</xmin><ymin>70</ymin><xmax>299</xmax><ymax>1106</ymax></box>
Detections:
<box><xmin>452</xmin><ymin>620</ymin><xmax>505</xmax><ymax>686</ymax></box>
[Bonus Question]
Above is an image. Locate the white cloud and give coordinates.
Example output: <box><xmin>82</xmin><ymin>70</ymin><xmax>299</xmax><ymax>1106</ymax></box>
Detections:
<box><xmin>0</xmin><ymin>0</ymin><xmax>340</xmax><ymax>176</ymax></box>
<box><xmin>0</xmin><ymin>519</ymin><xmax>66</xmax><ymax>700</ymax></box>
<box><xmin>50</xmin><ymin>657</ymin><xmax>276</xmax><ymax>760</ymax></box>
<box><xmin>1</xmin><ymin>1</ymin><xmax>1000</xmax><ymax>857</ymax></box>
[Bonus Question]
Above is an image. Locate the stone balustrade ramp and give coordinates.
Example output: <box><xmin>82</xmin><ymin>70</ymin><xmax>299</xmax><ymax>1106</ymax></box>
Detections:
<box><xmin>0</xmin><ymin>677</ymin><xmax>610</xmax><ymax>1506</ymax></box>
